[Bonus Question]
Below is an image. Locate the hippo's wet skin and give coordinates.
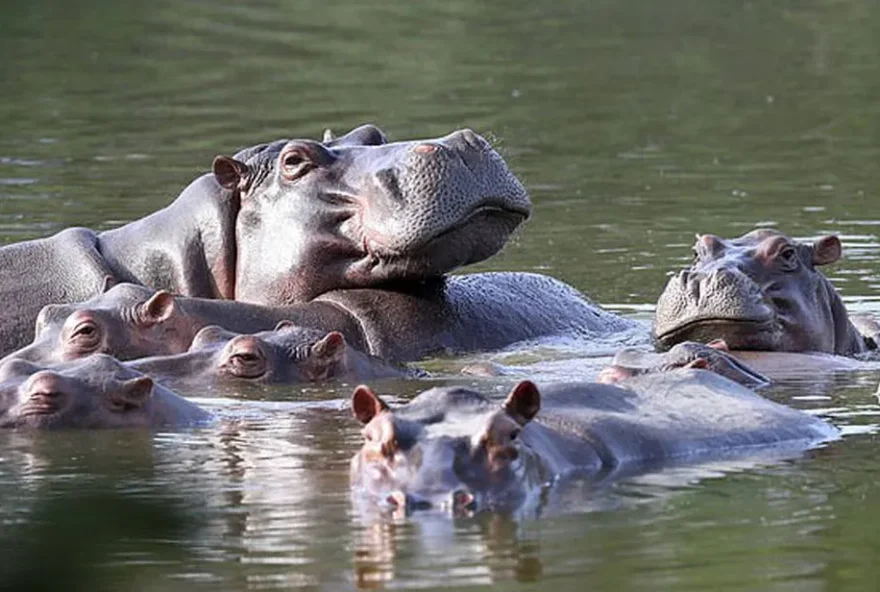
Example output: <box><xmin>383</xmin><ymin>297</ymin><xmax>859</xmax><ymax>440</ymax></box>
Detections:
<box><xmin>128</xmin><ymin>323</ymin><xmax>409</xmax><ymax>389</ymax></box>
<box><xmin>0</xmin><ymin>355</ymin><xmax>211</xmax><ymax>429</ymax></box>
<box><xmin>654</xmin><ymin>230</ymin><xmax>868</xmax><ymax>355</ymax></box>
<box><xmin>0</xmin><ymin>125</ymin><xmax>530</xmax><ymax>356</ymax></box>
<box><xmin>8</xmin><ymin>274</ymin><xmax>634</xmax><ymax>366</ymax></box>
<box><xmin>349</xmin><ymin>370</ymin><xmax>837</xmax><ymax>514</ymax></box>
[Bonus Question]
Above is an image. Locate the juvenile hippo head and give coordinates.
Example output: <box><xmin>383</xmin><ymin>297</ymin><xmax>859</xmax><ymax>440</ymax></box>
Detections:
<box><xmin>654</xmin><ymin>230</ymin><xmax>865</xmax><ymax>355</ymax></box>
<box><xmin>214</xmin><ymin>124</ymin><xmax>531</xmax><ymax>303</ymax></box>
<box><xmin>154</xmin><ymin>322</ymin><xmax>355</xmax><ymax>384</ymax></box>
<box><xmin>350</xmin><ymin>381</ymin><xmax>543</xmax><ymax>514</ymax></box>
<box><xmin>0</xmin><ymin>355</ymin><xmax>210</xmax><ymax>429</ymax></box>
<box><xmin>6</xmin><ymin>284</ymin><xmax>197</xmax><ymax>365</ymax></box>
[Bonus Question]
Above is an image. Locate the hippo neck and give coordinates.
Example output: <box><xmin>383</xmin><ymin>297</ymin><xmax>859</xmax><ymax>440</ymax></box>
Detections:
<box><xmin>96</xmin><ymin>175</ymin><xmax>239</xmax><ymax>299</ymax></box>
<box><xmin>822</xmin><ymin>279</ymin><xmax>867</xmax><ymax>355</ymax></box>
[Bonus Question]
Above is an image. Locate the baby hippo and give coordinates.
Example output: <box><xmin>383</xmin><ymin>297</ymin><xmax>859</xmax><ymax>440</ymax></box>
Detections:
<box><xmin>128</xmin><ymin>321</ymin><xmax>409</xmax><ymax>388</ymax></box>
<box><xmin>0</xmin><ymin>354</ymin><xmax>212</xmax><ymax>429</ymax></box>
<box><xmin>5</xmin><ymin>284</ymin><xmax>196</xmax><ymax>365</ymax></box>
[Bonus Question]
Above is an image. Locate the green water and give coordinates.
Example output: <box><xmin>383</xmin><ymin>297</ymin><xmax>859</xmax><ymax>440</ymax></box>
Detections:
<box><xmin>3</xmin><ymin>0</ymin><xmax>880</xmax><ymax>589</ymax></box>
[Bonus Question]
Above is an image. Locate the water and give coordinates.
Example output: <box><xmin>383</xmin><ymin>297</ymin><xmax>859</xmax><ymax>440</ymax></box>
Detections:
<box><xmin>3</xmin><ymin>0</ymin><xmax>880</xmax><ymax>589</ymax></box>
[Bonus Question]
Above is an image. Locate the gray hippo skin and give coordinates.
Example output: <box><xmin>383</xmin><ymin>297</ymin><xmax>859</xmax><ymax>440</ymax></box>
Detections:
<box><xmin>653</xmin><ymin>230</ymin><xmax>867</xmax><ymax>355</ymax></box>
<box><xmin>0</xmin><ymin>355</ymin><xmax>211</xmax><ymax>429</ymax></box>
<box><xmin>8</xmin><ymin>273</ymin><xmax>633</xmax><ymax>365</ymax></box>
<box><xmin>349</xmin><ymin>370</ymin><xmax>837</xmax><ymax>513</ymax></box>
<box><xmin>128</xmin><ymin>323</ymin><xmax>409</xmax><ymax>390</ymax></box>
<box><xmin>0</xmin><ymin>125</ymin><xmax>530</xmax><ymax>356</ymax></box>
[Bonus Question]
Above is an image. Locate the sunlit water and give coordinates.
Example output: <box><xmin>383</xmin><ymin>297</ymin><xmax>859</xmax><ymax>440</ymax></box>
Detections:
<box><xmin>3</xmin><ymin>0</ymin><xmax>880</xmax><ymax>589</ymax></box>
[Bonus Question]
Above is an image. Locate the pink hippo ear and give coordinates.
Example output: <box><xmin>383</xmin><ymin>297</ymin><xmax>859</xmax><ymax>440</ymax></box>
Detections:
<box><xmin>100</xmin><ymin>275</ymin><xmax>117</xmax><ymax>293</ymax></box>
<box><xmin>503</xmin><ymin>380</ymin><xmax>541</xmax><ymax>425</ymax></box>
<box><xmin>274</xmin><ymin>319</ymin><xmax>296</xmax><ymax>331</ymax></box>
<box><xmin>212</xmin><ymin>156</ymin><xmax>251</xmax><ymax>192</ymax></box>
<box><xmin>138</xmin><ymin>291</ymin><xmax>176</xmax><ymax>326</ymax></box>
<box><xmin>351</xmin><ymin>385</ymin><xmax>389</xmax><ymax>424</ymax></box>
<box><xmin>311</xmin><ymin>332</ymin><xmax>346</xmax><ymax>362</ymax></box>
<box><xmin>109</xmin><ymin>376</ymin><xmax>154</xmax><ymax>412</ymax></box>
<box><xmin>812</xmin><ymin>235</ymin><xmax>842</xmax><ymax>266</ymax></box>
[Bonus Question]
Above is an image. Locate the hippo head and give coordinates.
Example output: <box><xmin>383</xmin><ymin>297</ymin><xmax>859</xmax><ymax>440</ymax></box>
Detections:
<box><xmin>653</xmin><ymin>230</ymin><xmax>863</xmax><ymax>354</ymax></box>
<box><xmin>8</xmin><ymin>284</ymin><xmax>196</xmax><ymax>365</ymax></box>
<box><xmin>349</xmin><ymin>381</ymin><xmax>542</xmax><ymax>514</ymax></box>
<box><xmin>0</xmin><ymin>355</ymin><xmax>157</xmax><ymax>429</ymax></box>
<box><xmin>187</xmin><ymin>322</ymin><xmax>349</xmax><ymax>383</ymax></box>
<box><xmin>213</xmin><ymin>124</ymin><xmax>531</xmax><ymax>304</ymax></box>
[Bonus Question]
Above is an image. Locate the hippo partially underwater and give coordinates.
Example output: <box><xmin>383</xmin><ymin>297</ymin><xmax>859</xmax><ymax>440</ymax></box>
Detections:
<box><xmin>7</xmin><ymin>276</ymin><xmax>633</xmax><ymax>366</ymax></box>
<box><xmin>0</xmin><ymin>125</ymin><xmax>532</xmax><ymax>356</ymax></box>
<box><xmin>654</xmin><ymin>230</ymin><xmax>870</xmax><ymax>355</ymax></box>
<box><xmin>349</xmin><ymin>371</ymin><xmax>838</xmax><ymax>514</ymax></box>
<box><xmin>0</xmin><ymin>355</ymin><xmax>211</xmax><ymax>429</ymax></box>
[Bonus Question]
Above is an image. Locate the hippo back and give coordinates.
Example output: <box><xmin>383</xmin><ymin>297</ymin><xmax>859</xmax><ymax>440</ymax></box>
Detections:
<box><xmin>535</xmin><ymin>369</ymin><xmax>838</xmax><ymax>469</ymax></box>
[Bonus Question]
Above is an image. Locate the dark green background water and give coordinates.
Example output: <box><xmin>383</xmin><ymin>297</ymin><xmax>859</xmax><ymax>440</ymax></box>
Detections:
<box><xmin>3</xmin><ymin>0</ymin><xmax>880</xmax><ymax>589</ymax></box>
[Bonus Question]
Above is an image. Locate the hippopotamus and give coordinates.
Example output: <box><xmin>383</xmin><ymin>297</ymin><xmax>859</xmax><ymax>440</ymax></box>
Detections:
<box><xmin>128</xmin><ymin>323</ymin><xmax>408</xmax><ymax>389</ymax></box>
<box><xmin>0</xmin><ymin>355</ymin><xmax>212</xmax><ymax>429</ymax></box>
<box><xmin>653</xmin><ymin>230</ymin><xmax>870</xmax><ymax>355</ymax></box>
<box><xmin>349</xmin><ymin>370</ymin><xmax>837</xmax><ymax>513</ymax></box>
<box><xmin>8</xmin><ymin>274</ymin><xmax>634</xmax><ymax>365</ymax></box>
<box><xmin>0</xmin><ymin>125</ymin><xmax>530</xmax><ymax>356</ymax></box>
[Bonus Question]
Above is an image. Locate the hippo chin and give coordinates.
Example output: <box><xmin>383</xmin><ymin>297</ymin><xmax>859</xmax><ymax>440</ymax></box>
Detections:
<box><xmin>349</xmin><ymin>370</ymin><xmax>837</xmax><ymax>514</ymax></box>
<box><xmin>128</xmin><ymin>322</ymin><xmax>409</xmax><ymax>389</ymax></box>
<box><xmin>0</xmin><ymin>355</ymin><xmax>211</xmax><ymax>429</ymax></box>
<box><xmin>653</xmin><ymin>229</ymin><xmax>867</xmax><ymax>355</ymax></box>
<box><xmin>0</xmin><ymin>125</ymin><xmax>530</xmax><ymax>356</ymax></box>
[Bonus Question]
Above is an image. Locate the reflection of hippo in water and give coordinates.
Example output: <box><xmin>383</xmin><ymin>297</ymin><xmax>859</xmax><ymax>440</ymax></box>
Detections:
<box><xmin>7</xmin><ymin>274</ymin><xmax>634</xmax><ymax>366</ymax></box>
<box><xmin>0</xmin><ymin>355</ymin><xmax>211</xmax><ymax>429</ymax></box>
<box><xmin>128</xmin><ymin>323</ymin><xmax>409</xmax><ymax>389</ymax></box>
<box><xmin>654</xmin><ymin>230</ymin><xmax>870</xmax><ymax>355</ymax></box>
<box><xmin>0</xmin><ymin>125</ymin><xmax>530</xmax><ymax>356</ymax></box>
<box><xmin>349</xmin><ymin>371</ymin><xmax>837</xmax><ymax>513</ymax></box>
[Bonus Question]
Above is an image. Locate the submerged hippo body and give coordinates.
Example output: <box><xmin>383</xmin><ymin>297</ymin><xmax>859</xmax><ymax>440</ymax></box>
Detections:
<box><xmin>8</xmin><ymin>273</ymin><xmax>634</xmax><ymax>366</ymax></box>
<box><xmin>0</xmin><ymin>355</ymin><xmax>211</xmax><ymax>429</ymax></box>
<box><xmin>653</xmin><ymin>230</ymin><xmax>868</xmax><ymax>355</ymax></box>
<box><xmin>0</xmin><ymin>125</ymin><xmax>530</xmax><ymax>356</ymax></box>
<box><xmin>350</xmin><ymin>371</ymin><xmax>837</xmax><ymax>513</ymax></box>
<box><xmin>129</xmin><ymin>323</ymin><xmax>409</xmax><ymax>390</ymax></box>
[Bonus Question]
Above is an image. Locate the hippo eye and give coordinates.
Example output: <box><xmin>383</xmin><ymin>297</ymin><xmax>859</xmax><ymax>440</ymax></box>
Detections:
<box><xmin>71</xmin><ymin>322</ymin><xmax>100</xmax><ymax>343</ymax></box>
<box><xmin>280</xmin><ymin>148</ymin><xmax>315</xmax><ymax>181</ymax></box>
<box><xmin>779</xmin><ymin>246</ymin><xmax>798</xmax><ymax>269</ymax></box>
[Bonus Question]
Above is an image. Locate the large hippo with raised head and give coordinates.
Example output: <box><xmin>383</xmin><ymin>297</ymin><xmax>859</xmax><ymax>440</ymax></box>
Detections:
<box><xmin>7</xmin><ymin>274</ymin><xmax>633</xmax><ymax>365</ymax></box>
<box><xmin>0</xmin><ymin>355</ymin><xmax>212</xmax><ymax>429</ymax></box>
<box><xmin>0</xmin><ymin>125</ymin><xmax>530</xmax><ymax>356</ymax></box>
<box><xmin>653</xmin><ymin>230</ymin><xmax>870</xmax><ymax>355</ymax></box>
<box><xmin>349</xmin><ymin>371</ymin><xmax>837</xmax><ymax>513</ymax></box>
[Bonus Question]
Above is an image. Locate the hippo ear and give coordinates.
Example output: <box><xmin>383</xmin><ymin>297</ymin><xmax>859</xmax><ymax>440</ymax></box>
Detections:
<box><xmin>110</xmin><ymin>377</ymin><xmax>153</xmax><ymax>411</ymax></box>
<box><xmin>812</xmin><ymin>235</ymin><xmax>842</xmax><ymax>266</ymax></box>
<box><xmin>212</xmin><ymin>155</ymin><xmax>251</xmax><ymax>191</ymax></box>
<box><xmin>503</xmin><ymin>380</ymin><xmax>541</xmax><ymax>425</ymax></box>
<box><xmin>322</xmin><ymin>128</ymin><xmax>335</xmax><ymax>143</ymax></box>
<box><xmin>274</xmin><ymin>319</ymin><xmax>295</xmax><ymax>332</ymax></box>
<box><xmin>311</xmin><ymin>332</ymin><xmax>346</xmax><ymax>362</ymax></box>
<box><xmin>100</xmin><ymin>275</ymin><xmax>117</xmax><ymax>293</ymax></box>
<box><xmin>351</xmin><ymin>385</ymin><xmax>389</xmax><ymax>424</ymax></box>
<box><xmin>138</xmin><ymin>291</ymin><xmax>176</xmax><ymax>326</ymax></box>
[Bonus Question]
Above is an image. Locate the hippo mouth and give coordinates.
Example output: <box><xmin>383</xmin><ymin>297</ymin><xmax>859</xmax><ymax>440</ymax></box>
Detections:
<box><xmin>656</xmin><ymin>317</ymin><xmax>780</xmax><ymax>351</ymax></box>
<box><xmin>355</xmin><ymin>203</ymin><xmax>529</xmax><ymax>279</ymax></box>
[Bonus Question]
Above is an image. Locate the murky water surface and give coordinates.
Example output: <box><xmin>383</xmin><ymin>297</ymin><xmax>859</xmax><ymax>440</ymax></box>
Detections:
<box><xmin>3</xmin><ymin>0</ymin><xmax>880</xmax><ymax>589</ymax></box>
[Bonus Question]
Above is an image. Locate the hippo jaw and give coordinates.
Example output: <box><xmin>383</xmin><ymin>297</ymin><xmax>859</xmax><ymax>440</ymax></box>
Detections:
<box><xmin>655</xmin><ymin>315</ymin><xmax>782</xmax><ymax>351</ymax></box>
<box><xmin>220</xmin><ymin>125</ymin><xmax>531</xmax><ymax>304</ymax></box>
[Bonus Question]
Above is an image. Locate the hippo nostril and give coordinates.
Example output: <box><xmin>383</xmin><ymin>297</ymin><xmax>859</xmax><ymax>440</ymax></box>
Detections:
<box><xmin>386</xmin><ymin>491</ymin><xmax>408</xmax><ymax>509</ymax></box>
<box><xmin>413</xmin><ymin>143</ymin><xmax>439</xmax><ymax>155</ymax></box>
<box><xmin>452</xmin><ymin>489</ymin><xmax>475</xmax><ymax>510</ymax></box>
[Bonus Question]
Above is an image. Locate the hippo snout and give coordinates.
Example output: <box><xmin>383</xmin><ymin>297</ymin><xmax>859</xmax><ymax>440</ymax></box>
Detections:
<box><xmin>385</xmin><ymin>488</ymin><xmax>477</xmax><ymax>513</ymax></box>
<box><xmin>19</xmin><ymin>371</ymin><xmax>67</xmax><ymax>414</ymax></box>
